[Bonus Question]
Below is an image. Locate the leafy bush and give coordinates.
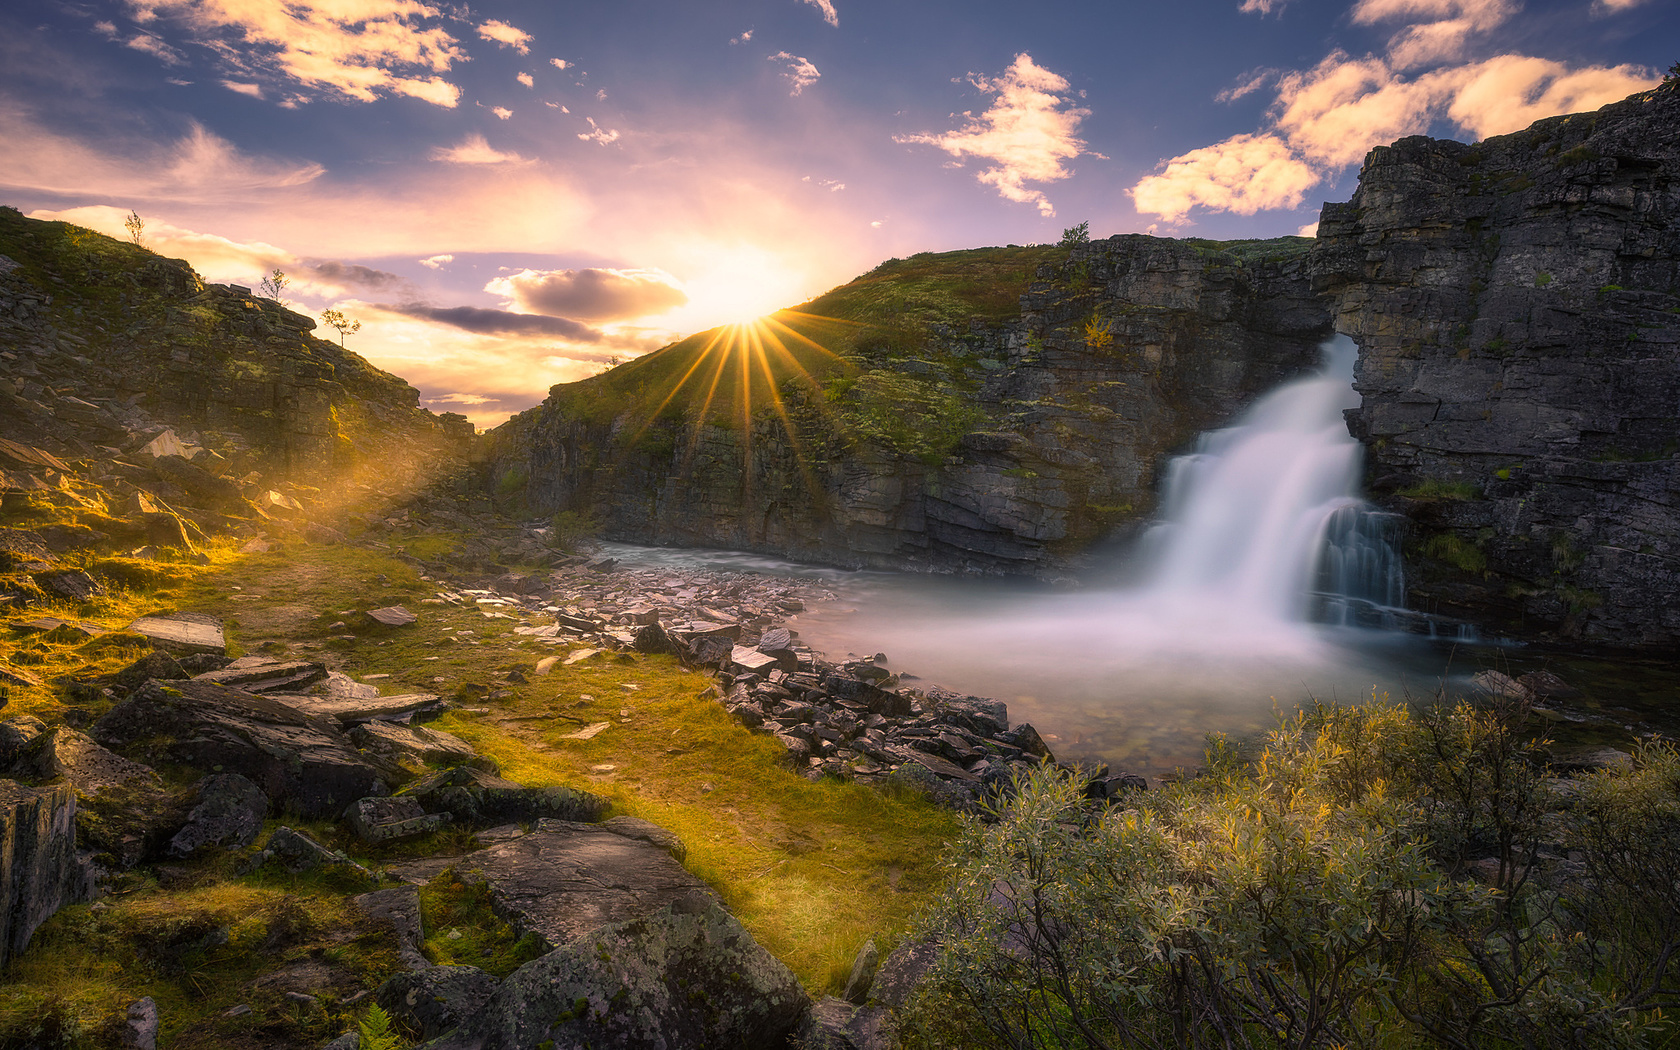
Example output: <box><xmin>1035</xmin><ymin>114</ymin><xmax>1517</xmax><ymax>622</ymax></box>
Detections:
<box><xmin>902</xmin><ymin>699</ymin><xmax>1680</xmax><ymax>1049</ymax></box>
<box><xmin>546</xmin><ymin>509</ymin><xmax>600</xmax><ymax>553</ymax></box>
<box><xmin>1060</xmin><ymin>221</ymin><xmax>1090</xmax><ymax>247</ymax></box>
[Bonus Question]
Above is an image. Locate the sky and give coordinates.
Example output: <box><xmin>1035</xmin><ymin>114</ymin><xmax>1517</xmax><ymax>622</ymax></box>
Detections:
<box><xmin>1</xmin><ymin>0</ymin><xmax>1672</xmax><ymax>428</ymax></box>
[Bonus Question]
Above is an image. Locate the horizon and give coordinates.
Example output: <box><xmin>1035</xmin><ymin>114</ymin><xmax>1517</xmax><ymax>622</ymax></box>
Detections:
<box><xmin>3</xmin><ymin>0</ymin><xmax>1672</xmax><ymax>428</ymax></box>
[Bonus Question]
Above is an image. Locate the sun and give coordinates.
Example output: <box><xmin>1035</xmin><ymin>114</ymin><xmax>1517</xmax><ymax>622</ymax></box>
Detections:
<box><xmin>667</xmin><ymin>244</ymin><xmax>811</xmax><ymax>328</ymax></box>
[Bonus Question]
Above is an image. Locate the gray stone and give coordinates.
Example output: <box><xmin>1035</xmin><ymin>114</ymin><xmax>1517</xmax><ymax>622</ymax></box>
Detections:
<box><xmin>0</xmin><ymin>780</ymin><xmax>94</xmax><ymax>968</ymax></box>
<box><xmin>598</xmin><ymin>815</ymin><xmax>686</xmax><ymax>862</ymax></box>
<box><xmin>262</xmin><ymin>826</ymin><xmax>370</xmax><ymax>877</ymax></box>
<box><xmin>346</xmin><ymin>796</ymin><xmax>452</xmax><ymax>843</ymax></box>
<box><xmin>349</xmin><ymin>721</ymin><xmax>491</xmax><ymax>770</ymax></box>
<box><xmin>92</xmin><ymin>679</ymin><xmax>383</xmax><ymax>819</ymax></box>
<box><xmin>273</xmin><ymin>692</ymin><xmax>448</xmax><ymax>726</ymax></box>
<box><xmin>168</xmin><ymin>773</ymin><xmax>268</xmax><ymax>856</ymax></box>
<box><xmin>365</xmin><ymin>606</ymin><xmax>417</xmax><ymax>628</ymax></box>
<box><xmin>192</xmin><ymin>656</ymin><xmax>327</xmax><ymax>693</ymax></box>
<box><xmin>123</xmin><ymin>997</ymin><xmax>158</xmax><ymax>1050</ymax></box>
<box><xmin>353</xmin><ymin>884</ymin><xmax>429</xmax><ymax>971</ymax></box>
<box><xmin>127</xmin><ymin>612</ymin><xmax>225</xmax><ymax>656</ymax></box>
<box><xmin>377</xmin><ymin>965</ymin><xmax>501</xmax><ymax>1039</ymax></box>
<box><xmin>422</xmin><ymin>894</ymin><xmax>808</xmax><ymax>1050</ymax></box>
<box><xmin>403</xmin><ymin>766</ymin><xmax>608</xmax><ymax>828</ymax></box>
<box><xmin>843</xmin><ymin>937</ymin><xmax>880</xmax><ymax>1004</ymax></box>
<box><xmin>870</xmin><ymin>936</ymin><xmax>940</xmax><ymax>1009</ymax></box>
<box><xmin>33</xmin><ymin>569</ymin><xmax>103</xmax><ymax>602</ymax></box>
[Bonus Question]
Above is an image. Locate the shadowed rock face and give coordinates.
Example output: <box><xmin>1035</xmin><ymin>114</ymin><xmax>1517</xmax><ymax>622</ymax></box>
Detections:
<box><xmin>1319</xmin><ymin>83</ymin><xmax>1680</xmax><ymax>647</ymax></box>
<box><xmin>0</xmin><ymin>781</ymin><xmax>94</xmax><ymax>968</ymax></box>
<box><xmin>497</xmin><ymin>236</ymin><xmax>1330</xmax><ymax>576</ymax></box>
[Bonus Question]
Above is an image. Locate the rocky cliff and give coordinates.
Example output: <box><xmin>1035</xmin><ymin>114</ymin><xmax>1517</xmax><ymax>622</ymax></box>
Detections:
<box><xmin>1321</xmin><ymin>80</ymin><xmax>1680</xmax><ymax>647</ymax></box>
<box><xmin>493</xmin><ymin>237</ymin><xmax>1330</xmax><ymax>574</ymax></box>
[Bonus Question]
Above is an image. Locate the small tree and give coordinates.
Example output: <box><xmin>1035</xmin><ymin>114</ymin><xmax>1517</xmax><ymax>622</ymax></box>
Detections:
<box><xmin>258</xmin><ymin>268</ymin><xmax>289</xmax><ymax>305</ymax></box>
<box><xmin>124</xmin><ymin>210</ymin><xmax>145</xmax><ymax>247</ymax></box>
<box><xmin>320</xmin><ymin>307</ymin><xmax>361</xmax><ymax>346</ymax></box>
<box><xmin>1059</xmin><ymin>220</ymin><xmax>1089</xmax><ymax>247</ymax></box>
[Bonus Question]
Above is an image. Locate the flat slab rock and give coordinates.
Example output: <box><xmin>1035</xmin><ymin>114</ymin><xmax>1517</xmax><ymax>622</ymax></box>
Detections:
<box><xmin>443</xmin><ymin>822</ymin><xmax>711</xmax><ymax>953</ymax></box>
<box><xmin>126</xmin><ymin>613</ymin><xmax>225</xmax><ymax>656</ymax></box>
<box><xmin>91</xmin><ymin>680</ymin><xmax>382</xmax><ymax>819</ymax></box>
<box><xmin>191</xmin><ymin>656</ymin><xmax>326</xmax><ymax>694</ymax></box>
<box><xmin>265</xmin><ymin>692</ymin><xmax>447</xmax><ymax>726</ymax></box>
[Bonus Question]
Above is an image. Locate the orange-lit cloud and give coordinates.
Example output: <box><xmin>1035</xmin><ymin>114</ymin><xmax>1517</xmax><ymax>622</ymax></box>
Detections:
<box><xmin>1130</xmin><ymin>133</ymin><xmax>1320</xmax><ymax>222</ymax></box>
<box><xmin>476</xmin><ymin>20</ymin><xmax>531</xmax><ymax>54</ymax></box>
<box><xmin>1446</xmin><ymin>55</ymin><xmax>1658</xmax><ymax>137</ymax></box>
<box><xmin>430</xmin><ymin>133</ymin><xmax>526</xmax><ymax>164</ymax></box>
<box><xmin>1351</xmin><ymin>0</ymin><xmax>1516</xmax><ymax>68</ymax></box>
<box><xmin>129</xmin><ymin>0</ymin><xmax>466</xmax><ymax>106</ymax></box>
<box><xmin>801</xmin><ymin>0</ymin><xmax>840</xmax><ymax>27</ymax></box>
<box><xmin>1273</xmin><ymin>52</ymin><xmax>1446</xmax><ymax>166</ymax></box>
<box><xmin>578</xmin><ymin>117</ymin><xmax>620</xmax><ymax>145</ymax></box>
<box><xmin>125</xmin><ymin>32</ymin><xmax>186</xmax><ymax>64</ymax></box>
<box><xmin>485</xmin><ymin>268</ymin><xmax>688</xmax><ymax>321</ymax></box>
<box><xmin>896</xmin><ymin>53</ymin><xmax>1092</xmax><ymax>217</ymax></box>
<box><xmin>769</xmin><ymin>52</ymin><xmax>821</xmax><ymax>95</ymax></box>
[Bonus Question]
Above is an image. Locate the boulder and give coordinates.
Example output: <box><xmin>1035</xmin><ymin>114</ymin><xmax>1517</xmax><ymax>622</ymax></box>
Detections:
<box><xmin>10</xmin><ymin>727</ymin><xmax>178</xmax><ymax>869</ymax></box>
<box><xmin>843</xmin><ymin>938</ymin><xmax>880</xmax><ymax>1004</ymax></box>
<box><xmin>353</xmin><ymin>884</ymin><xmax>429</xmax><ymax>971</ymax></box>
<box><xmin>926</xmin><ymin>690</ymin><xmax>1008</xmax><ymax>738</ymax></box>
<box><xmin>0</xmin><ymin>780</ymin><xmax>95</xmax><ymax>968</ymax></box>
<box><xmin>403</xmin><ymin>766</ymin><xmax>608</xmax><ymax>828</ymax></box>
<box><xmin>349</xmin><ymin>721</ymin><xmax>492</xmax><ymax>771</ymax></box>
<box><xmin>167</xmin><ymin>773</ymin><xmax>268</xmax><ymax>856</ymax></box>
<box><xmin>378</xmin><ymin>966</ymin><xmax>501</xmax><ymax>1040</ymax></box>
<box><xmin>107</xmin><ymin>650</ymin><xmax>187</xmax><ymax>694</ymax></box>
<box><xmin>423</xmin><ymin>893</ymin><xmax>808</xmax><ymax>1050</ymax></box>
<box><xmin>126</xmin><ymin>612</ymin><xmax>225</xmax><ymax>656</ymax></box>
<box><xmin>273</xmin><ymin>693</ymin><xmax>448</xmax><ymax>726</ymax></box>
<box><xmin>92</xmin><ymin>680</ymin><xmax>384</xmax><ymax>819</ymax></box>
<box><xmin>1517</xmin><ymin>670</ymin><xmax>1583</xmax><ymax>700</ymax></box>
<box><xmin>365</xmin><ymin>606</ymin><xmax>418</xmax><ymax>628</ymax></box>
<box><xmin>345</xmin><ymin>796</ymin><xmax>451</xmax><ymax>844</ymax></box>
<box><xmin>259</xmin><ymin>826</ymin><xmax>370</xmax><ymax>877</ymax></box>
<box><xmin>1471</xmin><ymin>670</ymin><xmax>1532</xmax><ymax>700</ymax></box>
<box><xmin>599</xmin><ymin>816</ymin><xmax>686</xmax><ymax>862</ymax></box>
<box><xmin>32</xmin><ymin>569</ymin><xmax>103</xmax><ymax>602</ymax></box>
<box><xmin>191</xmin><ymin>656</ymin><xmax>327</xmax><ymax>693</ymax></box>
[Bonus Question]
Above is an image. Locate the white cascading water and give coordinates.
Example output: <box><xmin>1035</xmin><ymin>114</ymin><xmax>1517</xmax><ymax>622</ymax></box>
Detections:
<box><xmin>1140</xmin><ymin>333</ymin><xmax>1404</xmax><ymax>624</ymax></box>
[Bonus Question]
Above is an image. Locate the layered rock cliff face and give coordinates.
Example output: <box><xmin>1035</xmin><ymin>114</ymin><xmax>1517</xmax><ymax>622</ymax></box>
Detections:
<box><xmin>1321</xmin><ymin>82</ymin><xmax>1680</xmax><ymax>646</ymax></box>
<box><xmin>496</xmin><ymin>237</ymin><xmax>1330</xmax><ymax>574</ymax></box>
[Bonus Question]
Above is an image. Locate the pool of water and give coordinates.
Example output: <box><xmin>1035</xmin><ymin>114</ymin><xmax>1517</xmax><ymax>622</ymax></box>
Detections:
<box><xmin>601</xmin><ymin>541</ymin><xmax>1680</xmax><ymax>781</ymax></box>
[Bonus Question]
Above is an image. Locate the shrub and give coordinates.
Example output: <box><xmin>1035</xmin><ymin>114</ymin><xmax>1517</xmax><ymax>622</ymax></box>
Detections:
<box><xmin>546</xmin><ymin>509</ymin><xmax>600</xmax><ymax>553</ymax></box>
<box><xmin>1059</xmin><ymin>221</ymin><xmax>1090</xmax><ymax>247</ymax></box>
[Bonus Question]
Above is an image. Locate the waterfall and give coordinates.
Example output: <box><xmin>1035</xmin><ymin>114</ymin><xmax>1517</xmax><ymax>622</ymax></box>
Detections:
<box><xmin>1140</xmin><ymin>335</ymin><xmax>1404</xmax><ymax>626</ymax></box>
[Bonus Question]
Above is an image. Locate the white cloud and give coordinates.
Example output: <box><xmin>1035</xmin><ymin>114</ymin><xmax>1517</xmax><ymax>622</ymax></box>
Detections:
<box><xmin>801</xmin><ymin>0</ymin><xmax>839</xmax><ymax>26</ymax></box>
<box><xmin>430</xmin><ymin>133</ymin><xmax>526</xmax><ymax>164</ymax></box>
<box><xmin>491</xmin><ymin>105</ymin><xmax>512</xmax><ymax>120</ymax></box>
<box><xmin>129</xmin><ymin>0</ymin><xmax>465</xmax><ymax>107</ymax></box>
<box><xmin>1445</xmin><ymin>54</ymin><xmax>1660</xmax><ymax>137</ymax></box>
<box><xmin>1239</xmin><ymin>0</ymin><xmax>1286</xmax><ymax>13</ymax></box>
<box><xmin>731</xmin><ymin>29</ymin><xmax>754</xmax><ymax>44</ymax></box>
<box><xmin>1272</xmin><ymin>52</ymin><xmax>1449</xmax><ymax>166</ymax></box>
<box><xmin>125</xmin><ymin>33</ymin><xmax>186</xmax><ymax>64</ymax></box>
<box><xmin>803</xmin><ymin>175</ymin><xmax>845</xmax><ymax>191</ymax></box>
<box><xmin>517</xmin><ymin>71</ymin><xmax>533</xmax><ymax>88</ymax></box>
<box><xmin>419</xmin><ymin>253</ymin><xmax>454</xmax><ymax>269</ymax></box>
<box><xmin>769</xmin><ymin>51</ymin><xmax>821</xmax><ymax>96</ymax></box>
<box><xmin>1350</xmin><ymin>0</ymin><xmax>1517</xmax><ymax>68</ymax></box>
<box><xmin>550</xmin><ymin>57</ymin><xmax>571</xmax><ymax>70</ymax></box>
<box><xmin>222</xmin><ymin>79</ymin><xmax>263</xmax><ymax>98</ymax></box>
<box><xmin>93</xmin><ymin>20</ymin><xmax>118</xmax><ymax>37</ymax></box>
<box><xmin>1594</xmin><ymin>0</ymin><xmax>1651</xmax><ymax>9</ymax></box>
<box><xmin>1130</xmin><ymin>133</ymin><xmax>1321</xmax><ymax>223</ymax></box>
<box><xmin>1216</xmin><ymin>68</ymin><xmax>1276</xmax><ymax>103</ymax></box>
<box><xmin>894</xmin><ymin>53</ymin><xmax>1092</xmax><ymax>217</ymax></box>
<box><xmin>477</xmin><ymin>20</ymin><xmax>531</xmax><ymax>54</ymax></box>
<box><xmin>1298</xmin><ymin>221</ymin><xmax>1319</xmax><ymax>237</ymax></box>
<box><xmin>578</xmin><ymin>117</ymin><xmax>619</xmax><ymax>145</ymax></box>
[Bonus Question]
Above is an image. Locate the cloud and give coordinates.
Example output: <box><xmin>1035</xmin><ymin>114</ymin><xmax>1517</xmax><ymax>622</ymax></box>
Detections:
<box><xmin>516</xmin><ymin>71</ymin><xmax>533</xmax><ymax>88</ymax></box>
<box><xmin>125</xmin><ymin>33</ymin><xmax>186</xmax><ymax>64</ymax></box>
<box><xmin>769</xmin><ymin>51</ymin><xmax>821</xmax><ymax>95</ymax></box>
<box><xmin>550</xmin><ymin>57</ymin><xmax>571</xmax><ymax>70</ymax></box>
<box><xmin>1298</xmin><ymin>221</ymin><xmax>1319</xmax><ymax>237</ymax></box>
<box><xmin>1272</xmin><ymin>52</ymin><xmax>1448</xmax><ymax>166</ymax></box>
<box><xmin>1593</xmin><ymin>0</ymin><xmax>1651</xmax><ymax>9</ymax></box>
<box><xmin>0</xmin><ymin>110</ymin><xmax>324</xmax><ymax>202</ymax></box>
<box><xmin>1351</xmin><ymin>0</ymin><xmax>1518</xmax><ymax>68</ymax></box>
<box><xmin>419</xmin><ymin>254</ymin><xmax>454</xmax><ymax>269</ymax></box>
<box><xmin>1446</xmin><ymin>55</ymin><xmax>1659</xmax><ymax>137</ymax></box>
<box><xmin>803</xmin><ymin>176</ymin><xmax>845</xmax><ymax>191</ymax></box>
<box><xmin>491</xmin><ymin>105</ymin><xmax>512</xmax><ymax>119</ymax></box>
<box><xmin>484</xmin><ymin>267</ymin><xmax>688</xmax><ymax>321</ymax></box>
<box><xmin>1239</xmin><ymin>0</ymin><xmax>1286</xmax><ymax>13</ymax></box>
<box><xmin>1216</xmin><ymin>68</ymin><xmax>1276</xmax><ymax>103</ymax></box>
<box><xmin>730</xmin><ymin>29</ymin><xmax>754</xmax><ymax>44</ymax></box>
<box><xmin>430</xmin><ymin>133</ymin><xmax>526</xmax><ymax>164</ymax></box>
<box><xmin>477</xmin><ymin>20</ymin><xmax>532</xmax><ymax>54</ymax></box>
<box><xmin>129</xmin><ymin>0</ymin><xmax>465</xmax><ymax>106</ymax></box>
<box><xmin>894</xmin><ymin>53</ymin><xmax>1091</xmax><ymax>217</ymax></box>
<box><xmin>578</xmin><ymin>117</ymin><xmax>619</xmax><ymax>145</ymax></box>
<box><xmin>1129</xmin><ymin>133</ymin><xmax>1321</xmax><ymax>223</ymax></box>
<box><xmin>222</xmin><ymin>79</ymin><xmax>263</xmax><ymax>98</ymax></box>
<box><xmin>382</xmin><ymin>303</ymin><xmax>603</xmax><ymax>340</ymax></box>
<box><xmin>302</xmin><ymin>259</ymin><xmax>409</xmax><ymax>292</ymax></box>
<box><xmin>801</xmin><ymin>0</ymin><xmax>839</xmax><ymax>26</ymax></box>
<box><xmin>426</xmin><ymin>393</ymin><xmax>499</xmax><ymax>406</ymax></box>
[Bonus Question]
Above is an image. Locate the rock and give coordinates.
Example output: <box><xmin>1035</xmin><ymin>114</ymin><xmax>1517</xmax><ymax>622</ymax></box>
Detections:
<box><xmin>1471</xmin><ymin>670</ymin><xmax>1532</xmax><ymax>701</ymax></box>
<box><xmin>353</xmin><ymin>884</ymin><xmax>429</xmax><ymax>971</ymax></box>
<box><xmin>365</xmin><ymin>606</ymin><xmax>418</xmax><ymax>628</ymax></box>
<box><xmin>730</xmin><ymin>645</ymin><xmax>779</xmax><ymax>675</ymax></box>
<box><xmin>350</xmin><ymin>721</ymin><xmax>492</xmax><ymax>771</ymax></box>
<box><xmin>870</xmin><ymin>936</ymin><xmax>940</xmax><ymax>1009</ymax></box>
<box><xmin>625</xmin><ymin>622</ymin><xmax>675</xmax><ymax>655</ymax></box>
<box><xmin>424</xmin><ymin>893</ymin><xmax>808</xmax><ymax>1050</ymax></box>
<box><xmin>32</xmin><ymin>569</ymin><xmax>103</xmax><ymax>602</ymax></box>
<box><xmin>927</xmin><ymin>690</ymin><xmax>1008</xmax><ymax>737</ymax></box>
<box><xmin>123</xmin><ymin>997</ymin><xmax>158</xmax><ymax>1050</ymax></box>
<box><xmin>403</xmin><ymin>766</ymin><xmax>609</xmax><ymax>828</ymax></box>
<box><xmin>320</xmin><ymin>1032</ymin><xmax>360</xmax><ymax>1050</ymax></box>
<box><xmin>1518</xmin><ymin>670</ymin><xmax>1583</xmax><ymax>700</ymax></box>
<box><xmin>127</xmin><ymin>612</ymin><xmax>225</xmax><ymax>656</ymax></box>
<box><xmin>843</xmin><ymin>938</ymin><xmax>880</xmax><ymax>1004</ymax></box>
<box><xmin>0</xmin><ymin>666</ymin><xmax>42</xmax><ymax>689</ymax></box>
<box><xmin>599</xmin><ymin>815</ymin><xmax>686</xmax><ymax>862</ymax></box>
<box><xmin>107</xmin><ymin>650</ymin><xmax>187</xmax><ymax>694</ymax></box>
<box><xmin>261</xmin><ymin>826</ymin><xmax>371</xmax><ymax>877</ymax></box>
<box><xmin>0</xmin><ymin>780</ymin><xmax>95</xmax><ymax>968</ymax></box>
<box><xmin>167</xmin><ymin>773</ymin><xmax>268</xmax><ymax>856</ymax></box>
<box><xmin>345</xmin><ymin>796</ymin><xmax>452</xmax><ymax>843</ymax></box>
<box><xmin>315</xmin><ymin>671</ymin><xmax>381</xmax><ymax>699</ymax></box>
<box><xmin>377</xmin><ymin>965</ymin><xmax>501</xmax><ymax>1040</ymax></box>
<box><xmin>192</xmin><ymin>656</ymin><xmax>327</xmax><ymax>693</ymax></box>
<box><xmin>1548</xmin><ymin>745</ymin><xmax>1634</xmax><ymax>774</ymax></box>
<box><xmin>274</xmin><ymin>692</ymin><xmax>449</xmax><ymax>726</ymax></box>
<box><xmin>92</xmin><ymin>680</ymin><xmax>384</xmax><ymax>819</ymax></box>
<box><xmin>1007</xmin><ymin>723</ymin><xmax>1053</xmax><ymax>760</ymax></box>
<box><xmin>795</xmin><ymin>997</ymin><xmax>892</xmax><ymax>1050</ymax></box>
<box><xmin>10</xmin><ymin>727</ymin><xmax>177</xmax><ymax>869</ymax></box>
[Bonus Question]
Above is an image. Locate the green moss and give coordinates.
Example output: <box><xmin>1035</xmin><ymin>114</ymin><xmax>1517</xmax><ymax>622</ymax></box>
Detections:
<box><xmin>1397</xmin><ymin>478</ymin><xmax>1480</xmax><ymax>501</ymax></box>
<box><xmin>1421</xmin><ymin>532</ymin><xmax>1488</xmax><ymax>574</ymax></box>
<box><xmin>417</xmin><ymin>870</ymin><xmax>547</xmax><ymax>977</ymax></box>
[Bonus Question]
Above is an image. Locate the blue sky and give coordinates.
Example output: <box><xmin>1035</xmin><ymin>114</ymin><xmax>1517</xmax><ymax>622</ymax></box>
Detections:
<box><xmin>2</xmin><ymin>0</ymin><xmax>1671</xmax><ymax>425</ymax></box>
